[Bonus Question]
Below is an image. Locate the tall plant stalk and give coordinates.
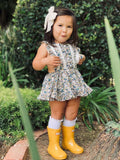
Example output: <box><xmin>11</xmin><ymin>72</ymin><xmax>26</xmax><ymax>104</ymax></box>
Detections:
<box><xmin>104</xmin><ymin>17</ymin><xmax>120</xmax><ymax>114</ymax></box>
<box><xmin>9</xmin><ymin>62</ymin><xmax>40</xmax><ymax>160</ymax></box>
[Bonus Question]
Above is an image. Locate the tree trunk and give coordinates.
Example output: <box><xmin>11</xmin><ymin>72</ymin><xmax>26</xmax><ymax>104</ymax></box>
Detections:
<box><xmin>0</xmin><ymin>9</ymin><xmax>6</xmax><ymax>27</ymax></box>
<box><xmin>81</xmin><ymin>129</ymin><xmax>120</xmax><ymax>160</ymax></box>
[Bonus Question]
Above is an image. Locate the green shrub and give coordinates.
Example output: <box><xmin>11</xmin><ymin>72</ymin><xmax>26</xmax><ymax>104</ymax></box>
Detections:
<box><xmin>10</xmin><ymin>0</ymin><xmax>120</xmax><ymax>87</ymax></box>
<box><xmin>0</xmin><ymin>25</ymin><xmax>29</xmax><ymax>87</ymax></box>
<box><xmin>0</xmin><ymin>78</ymin><xmax>118</xmax><ymax>133</ymax></box>
<box><xmin>79</xmin><ymin>86</ymin><xmax>119</xmax><ymax>129</ymax></box>
<box><xmin>0</xmin><ymin>1</ymin><xmax>120</xmax><ymax>87</ymax></box>
<box><xmin>0</xmin><ymin>26</ymin><xmax>15</xmax><ymax>86</ymax></box>
<box><xmin>0</xmin><ymin>82</ymin><xmax>50</xmax><ymax>137</ymax></box>
<box><xmin>56</xmin><ymin>0</ymin><xmax>120</xmax><ymax>86</ymax></box>
<box><xmin>12</xmin><ymin>0</ymin><xmax>55</xmax><ymax>87</ymax></box>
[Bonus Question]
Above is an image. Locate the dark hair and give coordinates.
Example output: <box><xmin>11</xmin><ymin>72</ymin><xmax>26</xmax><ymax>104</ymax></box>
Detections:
<box><xmin>44</xmin><ymin>7</ymin><xmax>78</xmax><ymax>45</ymax></box>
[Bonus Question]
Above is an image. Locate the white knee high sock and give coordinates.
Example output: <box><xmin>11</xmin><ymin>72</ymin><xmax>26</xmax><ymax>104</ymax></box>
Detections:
<box><xmin>63</xmin><ymin>117</ymin><xmax>77</xmax><ymax>127</ymax></box>
<box><xmin>48</xmin><ymin>116</ymin><xmax>63</xmax><ymax>129</ymax></box>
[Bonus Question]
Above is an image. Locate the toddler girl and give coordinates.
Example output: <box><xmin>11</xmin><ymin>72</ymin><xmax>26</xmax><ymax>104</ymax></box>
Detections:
<box><xmin>32</xmin><ymin>6</ymin><xmax>92</xmax><ymax>160</ymax></box>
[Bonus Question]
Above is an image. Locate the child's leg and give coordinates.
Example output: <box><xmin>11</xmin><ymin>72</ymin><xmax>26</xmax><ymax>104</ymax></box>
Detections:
<box><xmin>47</xmin><ymin>100</ymin><xmax>67</xmax><ymax>159</ymax></box>
<box><xmin>64</xmin><ymin>97</ymin><xmax>80</xmax><ymax>120</ymax></box>
<box><xmin>62</xmin><ymin>97</ymin><xmax>83</xmax><ymax>154</ymax></box>
<box><xmin>49</xmin><ymin>100</ymin><xmax>67</xmax><ymax>120</ymax></box>
<box><xmin>48</xmin><ymin>100</ymin><xmax>67</xmax><ymax>129</ymax></box>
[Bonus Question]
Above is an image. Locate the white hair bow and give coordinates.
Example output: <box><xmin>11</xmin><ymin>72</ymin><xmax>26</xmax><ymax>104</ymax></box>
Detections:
<box><xmin>44</xmin><ymin>6</ymin><xmax>57</xmax><ymax>33</ymax></box>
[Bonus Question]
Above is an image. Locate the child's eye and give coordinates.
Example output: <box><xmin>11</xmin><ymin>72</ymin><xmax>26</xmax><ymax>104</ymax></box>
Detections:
<box><xmin>58</xmin><ymin>25</ymin><xmax>62</xmax><ymax>27</ymax></box>
<box><xmin>68</xmin><ymin>26</ymin><xmax>72</xmax><ymax>28</ymax></box>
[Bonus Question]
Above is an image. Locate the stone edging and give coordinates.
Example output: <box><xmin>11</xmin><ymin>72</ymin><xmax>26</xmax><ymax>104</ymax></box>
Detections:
<box><xmin>3</xmin><ymin>129</ymin><xmax>47</xmax><ymax>160</ymax></box>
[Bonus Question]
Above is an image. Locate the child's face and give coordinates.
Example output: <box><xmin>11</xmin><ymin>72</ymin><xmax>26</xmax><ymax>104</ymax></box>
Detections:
<box><xmin>53</xmin><ymin>15</ymin><xmax>73</xmax><ymax>44</ymax></box>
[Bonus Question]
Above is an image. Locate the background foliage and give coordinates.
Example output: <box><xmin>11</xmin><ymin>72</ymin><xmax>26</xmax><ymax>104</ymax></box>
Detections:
<box><xmin>0</xmin><ymin>81</ymin><xmax>50</xmax><ymax>138</ymax></box>
<box><xmin>0</xmin><ymin>78</ymin><xmax>119</xmax><ymax>135</ymax></box>
<box><xmin>104</xmin><ymin>17</ymin><xmax>120</xmax><ymax>137</ymax></box>
<box><xmin>79</xmin><ymin>86</ymin><xmax>119</xmax><ymax>128</ymax></box>
<box><xmin>11</xmin><ymin>0</ymin><xmax>55</xmax><ymax>87</ymax></box>
<box><xmin>0</xmin><ymin>0</ymin><xmax>120</xmax><ymax>87</ymax></box>
<box><xmin>0</xmin><ymin>0</ymin><xmax>120</xmax><ymax>140</ymax></box>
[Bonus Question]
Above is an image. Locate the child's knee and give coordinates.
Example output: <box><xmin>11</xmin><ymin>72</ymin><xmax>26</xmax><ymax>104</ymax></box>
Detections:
<box><xmin>65</xmin><ymin>111</ymin><xmax>77</xmax><ymax>120</ymax></box>
<box><xmin>51</xmin><ymin>111</ymin><xmax>64</xmax><ymax>119</ymax></box>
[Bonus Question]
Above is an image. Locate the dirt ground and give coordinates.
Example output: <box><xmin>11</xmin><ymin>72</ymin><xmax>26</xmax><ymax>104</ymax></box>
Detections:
<box><xmin>0</xmin><ymin>141</ymin><xmax>11</xmax><ymax>160</ymax></box>
<box><xmin>26</xmin><ymin>121</ymin><xmax>104</xmax><ymax>160</ymax></box>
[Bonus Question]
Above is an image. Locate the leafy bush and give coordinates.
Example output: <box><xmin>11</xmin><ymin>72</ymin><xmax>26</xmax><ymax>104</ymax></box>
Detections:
<box><xmin>79</xmin><ymin>86</ymin><xmax>119</xmax><ymax>129</ymax></box>
<box><xmin>10</xmin><ymin>0</ymin><xmax>120</xmax><ymax>87</ymax></box>
<box><xmin>56</xmin><ymin>0</ymin><xmax>120</xmax><ymax>86</ymax></box>
<box><xmin>0</xmin><ymin>26</ymin><xmax>15</xmax><ymax>86</ymax></box>
<box><xmin>0</xmin><ymin>81</ymin><xmax>50</xmax><ymax>137</ymax></box>
<box><xmin>0</xmin><ymin>25</ymin><xmax>29</xmax><ymax>87</ymax></box>
<box><xmin>0</xmin><ymin>1</ymin><xmax>120</xmax><ymax>87</ymax></box>
<box><xmin>11</xmin><ymin>0</ymin><xmax>55</xmax><ymax>87</ymax></box>
<box><xmin>0</xmin><ymin>77</ymin><xmax>118</xmax><ymax>134</ymax></box>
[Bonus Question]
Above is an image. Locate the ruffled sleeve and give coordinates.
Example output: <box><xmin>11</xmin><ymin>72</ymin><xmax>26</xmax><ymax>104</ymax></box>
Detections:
<box><xmin>41</xmin><ymin>41</ymin><xmax>54</xmax><ymax>55</ymax></box>
<box><xmin>75</xmin><ymin>47</ymin><xmax>83</xmax><ymax>64</ymax></box>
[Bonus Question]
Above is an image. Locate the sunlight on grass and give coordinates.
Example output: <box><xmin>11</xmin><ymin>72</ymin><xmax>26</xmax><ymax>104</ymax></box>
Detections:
<box><xmin>9</xmin><ymin>62</ymin><xmax>40</xmax><ymax>160</ymax></box>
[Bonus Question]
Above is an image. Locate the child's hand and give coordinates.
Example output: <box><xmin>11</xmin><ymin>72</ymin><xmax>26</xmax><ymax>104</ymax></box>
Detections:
<box><xmin>78</xmin><ymin>55</ymin><xmax>86</xmax><ymax>65</ymax></box>
<box><xmin>45</xmin><ymin>55</ymin><xmax>61</xmax><ymax>67</ymax></box>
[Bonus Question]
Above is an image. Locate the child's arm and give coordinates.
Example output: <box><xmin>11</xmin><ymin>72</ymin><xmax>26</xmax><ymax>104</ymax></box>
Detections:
<box><xmin>32</xmin><ymin>43</ymin><xmax>61</xmax><ymax>71</ymax></box>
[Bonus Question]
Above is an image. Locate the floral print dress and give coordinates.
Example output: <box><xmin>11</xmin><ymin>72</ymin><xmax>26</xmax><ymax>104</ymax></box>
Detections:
<box><xmin>37</xmin><ymin>42</ymin><xmax>93</xmax><ymax>101</ymax></box>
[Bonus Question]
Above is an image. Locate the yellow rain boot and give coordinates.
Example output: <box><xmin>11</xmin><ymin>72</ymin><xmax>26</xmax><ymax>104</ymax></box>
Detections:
<box><xmin>47</xmin><ymin>127</ymin><xmax>67</xmax><ymax>160</ymax></box>
<box><xmin>62</xmin><ymin>126</ymin><xmax>84</xmax><ymax>154</ymax></box>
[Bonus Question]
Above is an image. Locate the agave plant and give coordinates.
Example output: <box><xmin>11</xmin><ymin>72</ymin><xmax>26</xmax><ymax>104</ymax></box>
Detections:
<box><xmin>104</xmin><ymin>17</ymin><xmax>120</xmax><ymax>113</ymax></box>
<box><xmin>104</xmin><ymin>17</ymin><xmax>120</xmax><ymax>136</ymax></box>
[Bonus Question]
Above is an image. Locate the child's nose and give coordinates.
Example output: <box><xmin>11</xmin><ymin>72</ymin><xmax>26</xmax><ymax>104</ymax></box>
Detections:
<box><xmin>62</xmin><ymin>27</ymin><xmax>67</xmax><ymax>32</ymax></box>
